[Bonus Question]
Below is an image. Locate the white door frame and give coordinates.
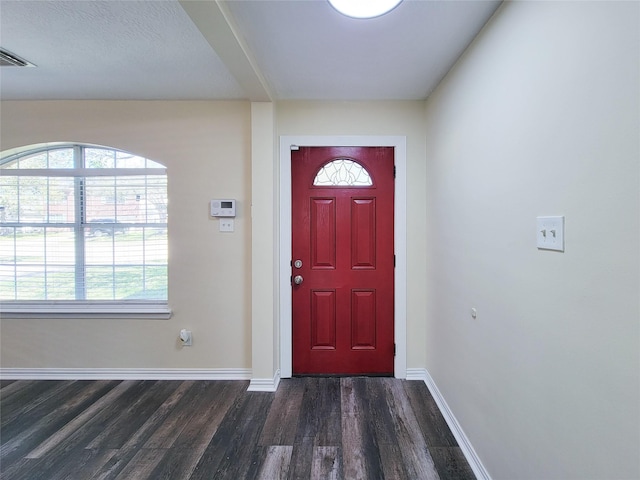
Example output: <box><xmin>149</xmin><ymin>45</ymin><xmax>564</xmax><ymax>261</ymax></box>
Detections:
<box><xmin>279</xmin><ymin>136</ymin><xmax>407</xmax><ymax>378</ymax></box>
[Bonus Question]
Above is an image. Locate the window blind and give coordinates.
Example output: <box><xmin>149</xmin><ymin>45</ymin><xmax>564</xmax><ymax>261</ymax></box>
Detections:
<box><xmin>0</xmin><ymin>145</ymin><xmax>168</xmax><ymax>303</ymax></box>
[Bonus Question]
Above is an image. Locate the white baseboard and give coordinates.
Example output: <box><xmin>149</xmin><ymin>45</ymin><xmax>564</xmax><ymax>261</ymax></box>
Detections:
<box><xmin>406</xmin><ymin>368</ymin><xmax>492</xmax><ymax>480</ymax></box>
<box><xmin>247</xmin><ymin>369</ymin><xmax>281</xmax><ymax>392</ymax></box>
<box><xmin>406</xmin><ymin>367</ymin><xmax>429</xmax><ymax>381</ymax></box>
<box><xmin>0</xmin><ymin>368</ymin><xmax>252</xmax><ymax>381</ymax></box>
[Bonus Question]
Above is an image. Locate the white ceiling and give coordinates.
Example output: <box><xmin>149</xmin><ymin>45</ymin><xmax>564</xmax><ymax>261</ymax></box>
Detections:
<box><xmin>0</xmin><ymin>0</ymin><xmax>502</xmax><ymax>101</ymax></box>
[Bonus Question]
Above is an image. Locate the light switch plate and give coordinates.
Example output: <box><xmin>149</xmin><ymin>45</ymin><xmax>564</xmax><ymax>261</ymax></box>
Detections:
<box><xmin>537</xmin><ymin>216</ymin><xmax>564</xmax><ymax>251</ymax></box>
<box><xmin>219</xmin><ymin>219</ymin><xmax>234</xmax><ymax>232</ymax></box>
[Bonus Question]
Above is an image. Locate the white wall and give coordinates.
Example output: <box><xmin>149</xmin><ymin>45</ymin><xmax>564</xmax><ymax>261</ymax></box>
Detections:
<box><xmin>277</xmin><ymin>101</ymin><xmax>428</xmax><ymax>369</ymax></box>
<box><xmin>0</xmin><ymin>101</ymin><xmax>253</xmax><ymax>371</ymax></box>
<box><xmin>424</xmin><ymin>2</ymin><xmax>639</xmax><ymax>479</ymax></box>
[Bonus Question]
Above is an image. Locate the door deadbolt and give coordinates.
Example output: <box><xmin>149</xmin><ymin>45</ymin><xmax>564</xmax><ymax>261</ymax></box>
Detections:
<box><xmin>294</xmin><ymin>260</ymin><xmax>303</xmax><ymax>269</ymax></box>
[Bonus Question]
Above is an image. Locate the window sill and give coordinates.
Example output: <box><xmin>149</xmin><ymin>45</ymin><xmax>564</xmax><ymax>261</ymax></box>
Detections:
<box><xmin>0</xmin><ymin>301</ymin><xmax>172</xmax><ymax>320</ymax></box>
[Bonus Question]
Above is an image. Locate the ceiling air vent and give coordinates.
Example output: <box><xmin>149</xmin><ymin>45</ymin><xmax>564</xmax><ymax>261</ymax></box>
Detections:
<box><xmin>0</xmin><ymin>48</ymin><xmax>35</xmax><ymax>67</ymax></box>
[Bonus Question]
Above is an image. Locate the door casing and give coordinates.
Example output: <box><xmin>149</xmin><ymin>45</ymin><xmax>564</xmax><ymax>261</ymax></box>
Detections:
<box><xmin>279</xmin><ymin>135</ymin><xmax>407</xmax><ymax>379</ymax></box>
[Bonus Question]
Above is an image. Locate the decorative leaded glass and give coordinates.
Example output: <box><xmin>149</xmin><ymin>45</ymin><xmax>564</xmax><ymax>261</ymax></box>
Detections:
<box><xmin>313</xmin><ymin>159</ymin><xmax>373</xmax><ymax>186</ymax></box>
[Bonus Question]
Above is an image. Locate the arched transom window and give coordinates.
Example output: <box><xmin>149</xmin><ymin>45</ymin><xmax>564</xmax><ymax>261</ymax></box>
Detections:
<box><xmin>313</xmin><ymin>159</ymin><xmax>373</xmax><ymax>186</ymax></box>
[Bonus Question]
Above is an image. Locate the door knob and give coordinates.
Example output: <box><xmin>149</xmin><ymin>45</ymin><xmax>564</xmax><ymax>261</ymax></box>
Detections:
<box><xmin>293</xmin><ymin>275</ymin><xmax>304</xmax><ymax>285</ymax></box>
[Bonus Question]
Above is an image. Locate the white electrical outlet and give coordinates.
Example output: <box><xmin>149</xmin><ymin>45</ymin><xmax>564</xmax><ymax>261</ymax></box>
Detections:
<box><xmin>537</xmin><ymin>216</ymin><xmax>564</xmax><ymax>251</ymax></box>
<box><xmin>179</xmin><ymin>329</ymin><xmax>192</xmax><ymax>346</ymax></box>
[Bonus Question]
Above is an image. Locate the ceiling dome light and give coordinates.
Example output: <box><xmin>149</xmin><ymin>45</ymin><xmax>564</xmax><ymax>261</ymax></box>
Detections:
<box><xmin>328</xmin><ymin>0</ymin><xmax>403</xmax><ymax>19</ymax></box>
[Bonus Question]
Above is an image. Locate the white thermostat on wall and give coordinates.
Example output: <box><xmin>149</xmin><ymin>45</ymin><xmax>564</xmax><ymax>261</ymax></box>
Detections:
<box><xmin>210</xmin><ymin>199</ymin><xmax>236</xmax><ymax>217</ymax></box>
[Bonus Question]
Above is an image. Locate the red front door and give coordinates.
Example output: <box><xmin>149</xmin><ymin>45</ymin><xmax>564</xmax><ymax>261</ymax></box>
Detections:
<box><xmin>292</xmin><ymin>146</ymin><xmax>394</xmax><ymax>375</ymax></box>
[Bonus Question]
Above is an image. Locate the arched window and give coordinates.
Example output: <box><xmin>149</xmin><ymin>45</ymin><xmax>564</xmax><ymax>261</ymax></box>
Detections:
<box><xmin>313</xmin><ymin>158</ymin><xmax>373</xmax><ymax>186</ymax></box>
<box><xmin>0</xmin><ymin>144</ymin><xmax>169</xmax><ymax>317</ymax></box>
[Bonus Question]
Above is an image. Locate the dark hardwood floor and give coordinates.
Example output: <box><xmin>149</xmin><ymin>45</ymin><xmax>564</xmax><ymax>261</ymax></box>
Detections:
<box><xmin>0</xmin><ymin>377</ymin><xmax>475</xmax><ymax>480</ymax></box>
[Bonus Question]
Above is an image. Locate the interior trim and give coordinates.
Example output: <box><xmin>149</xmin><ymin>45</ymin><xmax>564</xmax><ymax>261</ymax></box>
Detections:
<box><xmin>279</xmin><ymin>135</ymin><xmax>407</xmax><ymax>379</ymax></box>
<box><xmin>0</xmin><ymin>368</ymin><xmax>252</xmax><ymax>380</ymax></box>
<box><xmin>0</xmin><ymin>301</ymin><xmax>172</xmax><ymax>320</ymax></box>
<box><xmin>408</xmin><ymin>368</ymin><xmax>492</xmax><ymax>480</ymax></box>
<box><xmin>247</xmin><ymin>368</ymin><xmax>281</xmax><ymax>392</ymax></box>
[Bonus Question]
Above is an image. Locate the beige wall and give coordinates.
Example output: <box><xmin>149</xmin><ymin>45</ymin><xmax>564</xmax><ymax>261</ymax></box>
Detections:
<box><xmin>0</xmin><ymin>101</ymin><xmax>253</xmax><ymax>369</ymax></box>
<box><xmin>277</xmin><ymin>101</ymin><xmax>428</xmax><ymax>368</ymax></box>
<box><xmin>250</xmin><ymin>102</ymin><xmax>278</xmax><ymax>381</ymax></box>
<box><xmin>424</xmin><ymin>2</ymin><xmax>639</xmax><ymax>479</ymax></box>
<box><xmin>0</xmin><ymin>100</ymin><xmax>428</xmax><ymax>375</ymax></box>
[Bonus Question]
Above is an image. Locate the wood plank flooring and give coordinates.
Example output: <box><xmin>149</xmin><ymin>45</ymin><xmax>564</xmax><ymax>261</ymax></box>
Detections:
<box><xmin>0</xmin><ymin>377</ymin><xmax>475</xmax><ymax>480</ymax></box>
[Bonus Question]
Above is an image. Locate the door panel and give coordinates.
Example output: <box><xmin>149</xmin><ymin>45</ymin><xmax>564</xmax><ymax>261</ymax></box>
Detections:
<box><xmin>292</xmin><ymin>146</ymin><xmax>394</xmax><ymax>375</ymax></box>
<box><xmin>351</xmin><ymin>198</ymin><xmax>376</xmax><ymax>269</ymax></box>
<box><xmin>310</xmin><ymin>198</ymin><xmax>336</xmax><ymax>268</ymax></box>
<box><xmin>311</xmin><ymin>290</ymin><xmax>336</xmax><ymax>349</ymax></box>
<box><xmin>351</xmin><ymin>289</ymin><xmax>376</xmax><ymax>349</ymax></box>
